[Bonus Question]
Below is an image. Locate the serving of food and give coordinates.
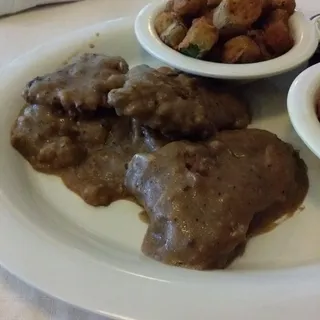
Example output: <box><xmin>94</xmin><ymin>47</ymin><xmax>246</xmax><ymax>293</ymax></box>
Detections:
<box><xmin>10</xmin><ymin>52</ymin><xmax>309</xmax><ymax>270</ymax></box>
<box><xmin>135</xmin><ymin>0</ymin><xmax>317</xmax><ymax>79</ymax></box>
<box><xmin>1</xmin><ymin>15</ymin><xmax>320</xmax><ymax>320</ymax></box>
<box><xmin>155</xmin><ymin>0</ymin><xmax>295</xmax><ymax>63</ymax></box>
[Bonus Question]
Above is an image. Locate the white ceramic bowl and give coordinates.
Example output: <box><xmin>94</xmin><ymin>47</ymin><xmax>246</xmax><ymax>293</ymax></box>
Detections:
<box><xmin>288</xmin><ymin>63</ymin><xmax>320</xmax><ymax>159</ymax></box>
<box><xmin>135</xmin><ymin>1</ymin><xmax>318</xmax><ymax>80</ymax></box>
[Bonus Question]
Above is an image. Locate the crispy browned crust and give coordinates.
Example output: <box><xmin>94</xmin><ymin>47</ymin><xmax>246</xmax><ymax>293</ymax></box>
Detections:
<box><xmin>173</xmin><ymin>0</ymin><xmax>207</xmax><ymax>16</ymax></box>
<box><xmin>222</xmin><ymin>35</ymin><xmax>262</xmax><ymax>63</ymax></box>
<box><xmin>263</xmin><ymin>19</ymin><xmax>293</xmax><ymax>55</ymax></box>
<box><xmin>178</xmin><ymin>17</ymin><xmax>219</xmax><ymax>57</ymax></box>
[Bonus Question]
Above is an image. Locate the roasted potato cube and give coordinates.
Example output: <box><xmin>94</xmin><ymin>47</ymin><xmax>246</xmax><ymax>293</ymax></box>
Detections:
<box><xmin>262</xmin><ymin>0</ymin><xmax>271</xmax><ymax>10</ymax></box>
<box><xmin>253</xmin><ymin>5</ymin><xmax>289</xmax><ymax>29</ymax></box>
<box><xmin>160</xmin><ymin>21</ymin><xmax>188</xmax><ymax>48</ymax></box>
<box><xmin>265</xmin><ymin>8</ymin><xmax>290</xmax><ymax>24</ymax></box>
<box><xmin>207</xmin><ymin>0</ymin><xmax>222</xmax><ymax>7</ymax></box>
<box><xmin>155</xmin><ymin>11</ymin><xmax>178</xmax><ymax>35</ymax></box>
<box><xmin>203</xmin><ymin>8</ymin><xmax>215</xmax><ymax>24</ymax></box>
<box><xmin>173</xmin><ymin>0</ymin><xmax>207</xmax><ymax>16</ymax></box>
<box><xmin>270</xmin><ymin>0</ymin><xmax>296</xmax><ymax>15</ymax></box>
<box><xmin>213</xmin><ymin>0</ymin><xmax>263</xmax><ymax>31</ymax></box>
<box><xmin>178</xmin><ymin>17</ymin><xmax>219</xmax><ymax>58</ymax></box>
<box><xmin>219</xmin><ymin>25</ymin><xmax>248</xmax><ymax>42</ymax></box>
<box><xmin>222</xmin><ymin>35</ymin><xmax>262</xmax><ymax>63</ymax></box>
<box><xmin>165</xmin><ymin>0</ymin><xmax>174</xmax><ymax>12</ymax></box>
<box><xmin>263</xmin><ymin>19</ymin><xmax>293</xmax><ymax>55</ymax></box>
<box><xmin>247</xmin><ymin>29</ymin><xmax>272</xmax><ymax>60</ymax></box>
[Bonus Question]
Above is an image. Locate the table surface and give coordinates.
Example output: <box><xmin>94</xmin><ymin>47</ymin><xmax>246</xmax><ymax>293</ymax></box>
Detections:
<box><xmin>0</xmin><ymin>0</ymin><xmax>319</xmax><ymax>319</ymax></box>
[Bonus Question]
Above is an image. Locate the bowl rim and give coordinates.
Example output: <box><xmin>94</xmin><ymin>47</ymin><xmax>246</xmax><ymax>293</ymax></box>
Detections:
<box><xmin>135</xmin><ymin>1</ymin><xmax>318</xmax><ymax>80</ymax></box>
<box><xmin>288</xmin><ymin>63</ymin><xmax>320</xmax><ymax>159</ymax></box>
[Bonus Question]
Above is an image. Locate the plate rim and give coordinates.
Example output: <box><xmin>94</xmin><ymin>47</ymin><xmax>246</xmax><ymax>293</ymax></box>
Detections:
<box><xmin>1</xmin><ymin>17</ymin><xmax>320</xmax><ymax>320</ymax></box>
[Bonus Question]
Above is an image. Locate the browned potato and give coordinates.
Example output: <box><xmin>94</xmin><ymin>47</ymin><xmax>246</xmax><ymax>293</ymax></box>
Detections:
<box><xmin>178</xmin><ymin>17</ymin><xmax>219</xmax><ymax>58</ymax></box>
<box><xmin>161</xmin><ymin>21</ymin><xmax>188</xmax><ymax>48</ymax></box>
<box><xmin>262</xmin><ymin>0</ymin><xmax>271</xmax><ymax>10</ymax></box>
<box><xmin>222</xmin><ymin>35</ymin><xmax>262</xmax><ymax>63</ymax></box>
<box><xmin>253</xmin><ymin>5</ymin><xmax>288</xmax><ymax>29</ymax></box>
<box><xmin>155</xmin><ymin>11</ymin><xmax>178</xmax><ymax>35</ymax></box>
<box><xmin>207</xmin><ymin>0</ymin><xmax>222</xmax><ymax>7</ymax></box>
<box><xmin>247</xmin><ymin>29</ymin><xmax>272</xmax><ymax>60</ymax></box>
<box><xmin>165</xmin><ymin>0</ymin><xmax>174</xmax><ymax>12</ymax></box>
<box><xmin>219</xmin><ymin>25</ymin><xmax>248</xmax><ymax>42</ymax></box>
<box><xmin>265</xmin><ymin>8</ymin><xmax>290</xmax><ymax>25</ymax></box>
<box><xmin>270</xmin><ymin>0</ymin><xmax>296</xmax><ymax>15</ymax></box>
<box><xmin>213</xmin><ymin>0</ymin><xmax>263</xmax><ymax>32</ymax></box>
<box><xmin>203</xmin><ymin>8</ymin><xmax>214</xmax><ymax>24</ymax></box>
<box><xmin>263</xmin><ymin>19</ymin><xmax>293</xmax><ymax>55</ymax></box>
<box><xmin>173</xmin><ymin>0</ymin><xmax>206</xmax><ymax>16</ymax></box>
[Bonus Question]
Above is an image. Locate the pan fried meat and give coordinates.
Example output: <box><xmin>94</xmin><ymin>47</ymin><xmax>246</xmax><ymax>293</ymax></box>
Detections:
<box><xmin>125</xmin><ymin>129</ymin><xmax>308</xmax><ymax>269</ymax></box>
<box><xmin>108</xmin><ymin>65</ymin><xmax>250</xmax><ymax>139</ymax></box>
<box><xmin>11</xmin><ymin>104</ymin><xmax>169</xmax><ymax>206</ymax></box>
<box><xmin>23</xmin><ymin>53</ymin><xmax>129</xmax><ymax>115</ymax></box>
<box><xmin>11</xmin><ymin>52</ymin><xmax>309</xmax><ymax>271</ymax></box>
<box><xmin>60</xmin><ymin>118</ymin><xmax>169</xmax><ymax>206</ymax></box>
<box><xmin>11</xmin><ymin>104</ymin><xmax>89</xmax><ymax>172</ymax></box>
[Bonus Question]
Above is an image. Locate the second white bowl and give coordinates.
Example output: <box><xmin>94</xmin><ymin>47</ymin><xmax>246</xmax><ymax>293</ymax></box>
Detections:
<box><xmin>288</xmin><ymin>63</ymin><xmax>320</xmax><ymax>160</ymax></box>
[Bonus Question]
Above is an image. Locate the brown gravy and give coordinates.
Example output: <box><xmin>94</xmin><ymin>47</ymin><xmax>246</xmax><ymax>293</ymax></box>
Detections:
<box><xmin>11</xmin><ymin>104</ymin><xmax>169</xmax><ymax>206</ymax></box>
<box><xmin>23</xmin><ymin>54</ymin><xmax>129</xmax><ymax>114</ymax></box>
<box><xmin>10</xmin><ymin>57</ymin><xmax>309</xmax><ymax>270</ymax></box>
<box><xmin>125</xmin><ymin>130</ymin><xmax>309</xmax><ymax>269</ymax></box>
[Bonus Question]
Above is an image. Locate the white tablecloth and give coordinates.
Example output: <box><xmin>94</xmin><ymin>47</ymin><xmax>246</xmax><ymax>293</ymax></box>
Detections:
<box><xmin>0</xmin><ymin>0</ymin><xmax>80</xmax><ymax>16</ymax></box>
<box><xmin>0</xmin><ymin>0</ymin><xmax>319</xmax><ymax>318</ymax></box>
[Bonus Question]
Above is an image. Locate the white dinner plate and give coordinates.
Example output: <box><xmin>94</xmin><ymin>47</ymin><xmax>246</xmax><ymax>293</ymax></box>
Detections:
<box><xmin>1</xmin><ymin>18</ymin><xmax>320</xmax><ymax>320</ymax></box>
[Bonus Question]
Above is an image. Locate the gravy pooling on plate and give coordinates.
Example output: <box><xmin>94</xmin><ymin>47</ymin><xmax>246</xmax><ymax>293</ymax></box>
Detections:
<box><xmin>11</xmin><ymin>104</ymin><xmax>170</xmax><ymax>206</ymax></box>
<box><xmin>11</xmin><ymin>53</ymin><xmax>308</xmax><ymax>270</ymax></box>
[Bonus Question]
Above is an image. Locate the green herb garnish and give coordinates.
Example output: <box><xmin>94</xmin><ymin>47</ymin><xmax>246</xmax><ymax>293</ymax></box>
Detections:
<box><xmin>180</xmin><ymin>44</ymin><xmax>201</xmax><ymax>58</ymax></box>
